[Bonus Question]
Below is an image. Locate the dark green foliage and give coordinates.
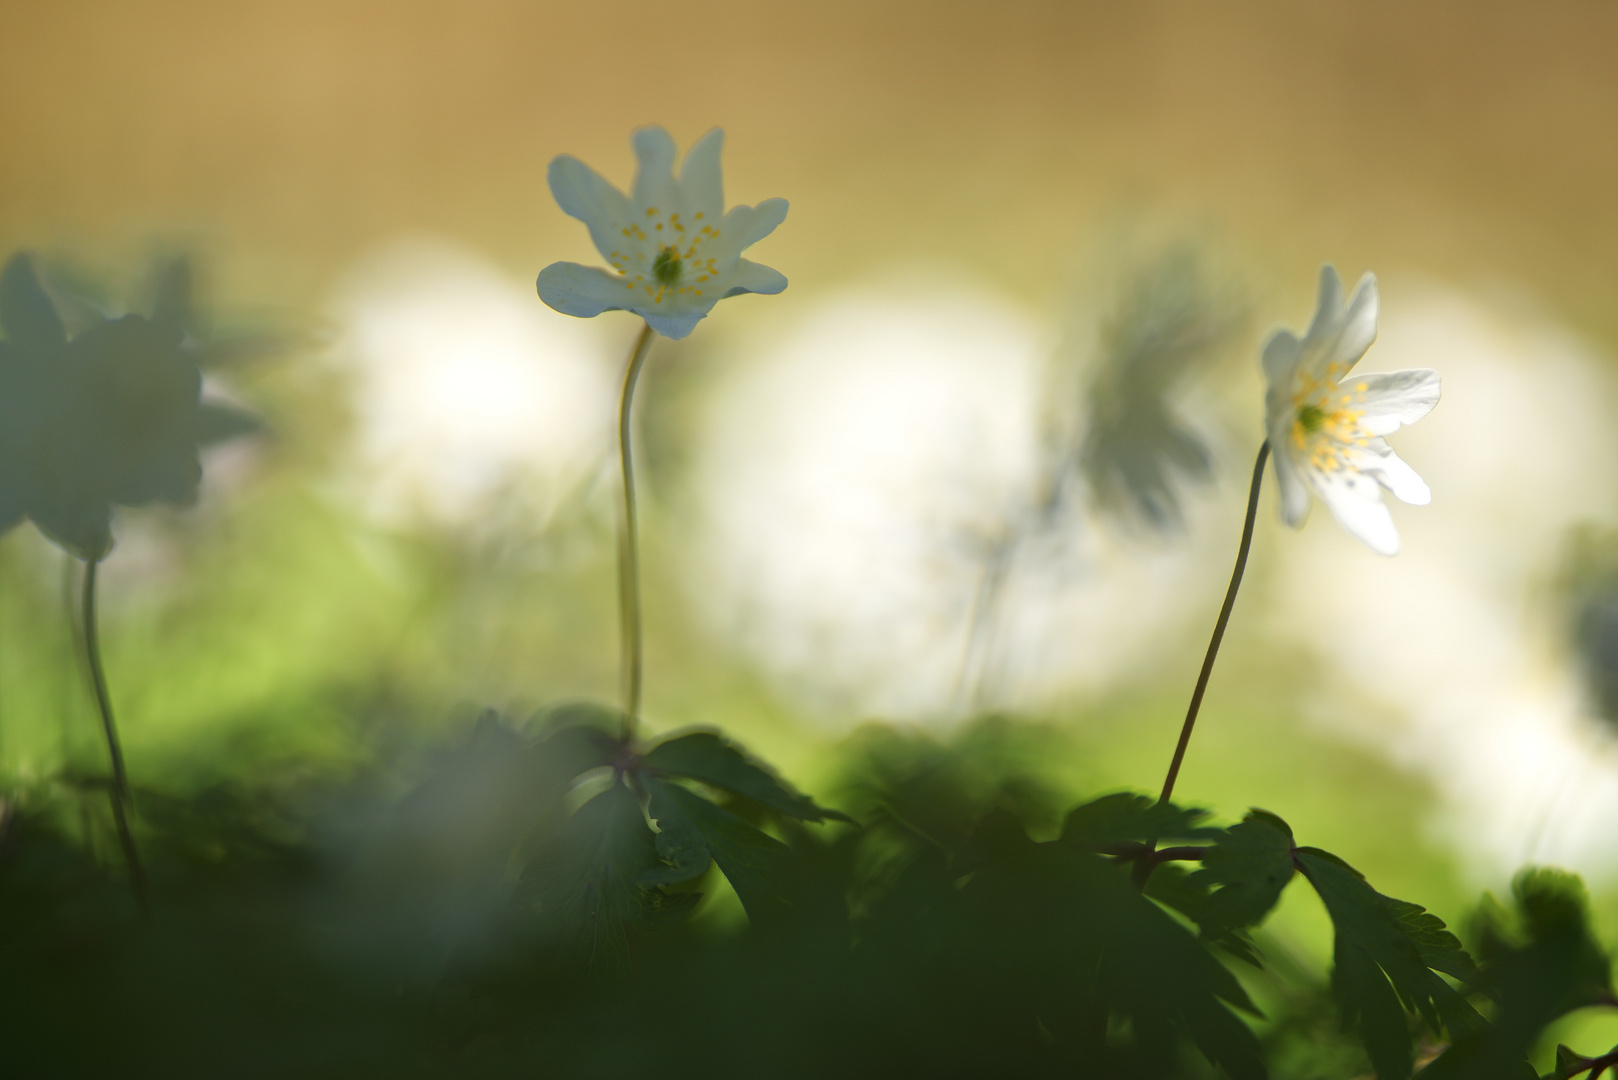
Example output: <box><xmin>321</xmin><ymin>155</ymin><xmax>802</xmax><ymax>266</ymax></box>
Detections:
<box><xmin>641</xmin><ymin>730</ymin><xmax>854</xmax><ymax>823</ymax></box>
<box><xmin>1420</xmin><ymin>869</ymin><xmax>1614</xmax><ymax>1079</ymax></box>
<box><xmin>1191</xmin><ymin>809</ymin><xmax>1296</xmax><ymax>939</ymax></box>
<box><xmin>511</xmin><ymin>711</ymin><xmax>849</xmax><ymax>973</ymax></box>
<box><xmin>963</xmin><ymin>839</ymin><xmax>1268</xmax><ymax>1080</ymax></box>
<box><xmin>521</xmin><ymin>779</ymin><xmax>686</xmax><ymax>978</ymax></box>
<box><xmin>1060</xmin><ymin>790</ymin><xmax>1222</xmax><ymax>847</ymax></box>
<box><xmin>8</xmin><ymin>715</ymin><xmax>1613</xmax><ymax>1079</ymax></box>
<box><xmin>641</xmin><ymin>775</ymin><xmax>795</xmax><ymax>924</ymax></box>
<box><xmin>1295</xmin><ymin>848</ymin><xmax>1485</xmax><ymax>1079</ymax></box>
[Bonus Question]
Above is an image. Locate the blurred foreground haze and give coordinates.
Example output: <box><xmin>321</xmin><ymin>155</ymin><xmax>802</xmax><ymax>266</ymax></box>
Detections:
<box><xmin>5</xmin><ymin>3</ymin><xmax>1618</xmax><ymax>1045</ymax></box>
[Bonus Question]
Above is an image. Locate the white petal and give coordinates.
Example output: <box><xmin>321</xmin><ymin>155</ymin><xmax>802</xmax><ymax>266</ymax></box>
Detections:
<box><xmin>721</xmin><ymin>258</ymin><xmax>787</xmax><ymax>298</ymax></box>
<box><xmin>631</xmin><ymin>126</ymin><xmax>680</xmax><ymax>211</ymax></box>
<box><xmin>715</xmin><ymin>199</ymin><xmax>789</xmax><ymax>257</ymax></box>
<box><xmin>547</xmin><ymin>156</ymin><xmax>635</xmax><ymax>263</ymax></box>
<box><xmin>1350</xmin><ymin>439</ymin><xmax>1431</xmax><ymax>505</ymax></box>
<box><xmin>1261</xmin><ymin>329</ymin><xmax>1301</xmax><ymax>392</ymax></box>
<box><xmin>536</xmin><ymin>262</ymin><xmax>637</xmax><ymax>320</ymax></box>
<box><xmin>641</xmin><ymin>304</ymin><xmax>712</xmax><ymax>340</ymax></box>
<box><xmin>679</xmin><ymin>128</ymin><xmax>725</xmax><ymax>221</ymax></box>
<box><xmin>1262</xmin><ymin>329</ymin><xmax>1302</xmax><ymax>437</ymax></box>
<box><xmin>1355</xmin><ymin>368</ymin><xmax>1440</xmax><ymax>435</ymax></box>
<box><xmin>1333</xmin><ymin>272</ymin><xmax>1379</xmax><ymax>372</ymax></box>
<box><xmin>1312</xmin><ymin>467</ymin><xmax>1400</xmax><ymax>555</ymax></box>
<box><xmin>1271</xmin><ymin>442</ymin><xmax>1313</xmax><ymax>528</ymax></box>
<box><xmin>1304</xmin><ymin>264</ymin><xmax>1346</xmax><ymax>343</ymax></box>
<box><xmin>1297</xmin><ymin>267</ymin><xmax>1377</xmax><ymax>382</ymax></box>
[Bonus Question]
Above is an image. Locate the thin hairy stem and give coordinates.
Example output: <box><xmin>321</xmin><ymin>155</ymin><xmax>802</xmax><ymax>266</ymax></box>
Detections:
<box><xmin>81</xmin><ymin>558</ymin><xmax>146</xmax><ymax>904</ymax></box>
<box><xmin>1158</xmin><ymin>441</ymin><xmax>1270</xmax><ymax>805</ymax></box>
<box><xmin>616</xmin><ymin>322</ymin><xmax>657</xmax><ymax>741</ymax></box>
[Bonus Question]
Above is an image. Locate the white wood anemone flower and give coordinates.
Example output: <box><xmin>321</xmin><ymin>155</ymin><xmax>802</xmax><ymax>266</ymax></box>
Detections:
<box><xmin>1262</xmin><ymin>265</ymin><xmax>1440</xmax><ymax>556</ymax></box>
<box><xmin>536</xmin><ymin>126</ymin><xmax>788</xmax><ymax>340</ymax></box>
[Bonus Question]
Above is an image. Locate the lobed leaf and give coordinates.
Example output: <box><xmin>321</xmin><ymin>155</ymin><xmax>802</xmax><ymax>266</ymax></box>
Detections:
<box><xmin>1144</xmin><ymin>861</ymin><xmax>1264</xmax><ymax>968</ymax></box>
<box><xmin>642</xmin><ymin>776</ymin><xmax>797</xmax><ymax>926</ymax></box>
<box><xmin>1190</xmin><ymin>809</ymin><xmax>1296</xmax><ymax>938</ymax></box>
<box><xmin>642</xmin><ymin>731</ymin><xmax>853</xmax><ymax>823</ymax></box>
<box><xmin>1296</xmin><ymin>848</ymin><xmax>1486</xmax><ymax>1079</ymax></box>
<box><xmin>521</xmin><ymin>780</ymin><xmax>673</xmax><ymax>979</ymax></box>
<box><xmin>1060</xmin><ymin>791</ymin><xmax>1221</xmax><ymax>847</ymax></box>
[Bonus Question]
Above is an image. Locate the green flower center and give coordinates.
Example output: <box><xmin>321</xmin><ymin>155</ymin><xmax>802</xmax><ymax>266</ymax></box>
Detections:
<box><xmin>652</xmin><ymin>247</ymin><xmax>683</xmax><ymax>285</ymax></box>
<box><xmin>1296</xmin><ymin>403</ymin><xmax>1326</xmax><ymax>433</ymax></box>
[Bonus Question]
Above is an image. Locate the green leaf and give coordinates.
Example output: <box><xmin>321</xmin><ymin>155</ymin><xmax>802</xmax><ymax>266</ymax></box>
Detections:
<box><xmin>1145</xmin><ymin>862</ymin><xmax>1264</xmax><ymax>968</ymax></box>
<box><xmin>1553</xmin><ymin>1045</ymin><xmax>1593</xmax><ymax>1080</ymax></box>
<box><xmin>1059</xmin><ymin>791</ymin><xmax>1220</xmax><ymax>847</ymax></box>
<box><xmin>520</xmin><ymin>780</ymin><xmax>666</xmax><ymax>979</ymax></box>
<box><xmin>636</xmin><ymin>779</ymin><xmax>711</xmax><ymax>888</ymax></box>
<box><xmin>965</xmin><ymin>843</ymin><xmax>1266</xmax><ymax>1080</ymax></box>
<box><xmin>1296</xmin><ymin>848</ymin><xmax>1486</xmax><ymax>1079</ymax></box>
<box><xmin>641</xmin><ymin>731</ymin><xmax>852</xmax><ymax>823</ymax></box>
<box><xmin>532</xmin><ymin>701</ymin><xmax>624</xmax><ymax>781</ymax></box>
<box><xmin>641</xmin><ymin>776</ymin><xmax>796</xmax><ymax>926</ymax></box>
<box><xmin>1190</xmin><ymin>809</ymin><xmax>1295</xmax><ymax>938</ymax></box>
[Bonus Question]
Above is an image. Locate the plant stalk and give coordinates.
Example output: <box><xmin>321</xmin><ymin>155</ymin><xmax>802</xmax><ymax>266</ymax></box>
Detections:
<box><xmin>616</xmin><ymin>322</ymin><xmax>656</xmax><ymax>741</ymax></box>
<box><xmin>1158</xmin><ymin>441</ymin><xmax>1270</xmax><ymax>805</ymax></box>
<box><xmin>81</xmin><ymin>557</ymin><xmax>146</xmax><ymax>904</ymax></box>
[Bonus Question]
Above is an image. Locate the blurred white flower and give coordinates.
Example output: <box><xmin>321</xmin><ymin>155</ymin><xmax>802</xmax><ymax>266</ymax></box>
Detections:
<box><xmin>536</xmin><ymin>127</ymin><xmax>788</xmax><ymax>340</ymax></box>
<box><xmin>687</xmin><ymin>278</ymin><xmax>1233</xmax><ymax>722</ymax></box>
<box><xmin>334</xmin><ymin>239</ymin><xmax>616</xmax><ymax>528</ymax></box>
<box><xmin>1262</xmin><ymin>265</ymin><xmax>1440</xmax><ymax>555</ymax></box>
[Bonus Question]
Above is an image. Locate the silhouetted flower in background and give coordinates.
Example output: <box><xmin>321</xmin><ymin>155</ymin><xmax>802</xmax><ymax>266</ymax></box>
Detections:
<box><xmin>1078</xmin><ymin>248</ymin><xmax>1243</xmax><ymax>531</ymax></box>
<box><xmin>536</xmin><ymin>126</ymin><xmax>788</xmax><ymax>339</ymax></box>
<box><xmin>1561</xmin><ymin>527</ymin><xmax>1618</xmax><ymax>732</ymax></box>
<box><xmin>1262</xmin><ymin>265</ymin><xmax>1439</xmax><ymax>555</ymax></box>
<box><xmin>0</xmin><ymin>252</ymin><xmax>254</xmax><ymax>560</ymax></box>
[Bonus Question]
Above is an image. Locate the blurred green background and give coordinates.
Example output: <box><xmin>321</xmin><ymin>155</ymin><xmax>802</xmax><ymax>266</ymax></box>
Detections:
<box><xmin>3</xmin><ymin>0</ymin><xmax>1618</xmax><ymax>1064</ymax></box>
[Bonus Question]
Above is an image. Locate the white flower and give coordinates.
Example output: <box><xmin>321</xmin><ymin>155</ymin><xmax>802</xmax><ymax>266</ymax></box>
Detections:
<box><xmin>1262</xmin><ymin>265</ymin><xmax>1440</xmax><ymax>556</ymax></box>
<box><xmin>536</xmin><ymin>126</ymin><xmax>788</xmax><ymax>340</ymax></box>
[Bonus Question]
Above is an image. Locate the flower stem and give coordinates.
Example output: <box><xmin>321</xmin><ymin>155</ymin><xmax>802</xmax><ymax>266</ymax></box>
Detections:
<box><xmin>616</xmin><ymin>322</ymin><xmax>657</xmax><ymax>742</ymax></box>
<box><xmin>81</xmin><ymin>557</ymin><xmax>146</xmax><ymax>905</ymax></box>
<box><xmin>1158</xmin><ymin>440</ymin><xmax>1270</xmax><ymax>805</ymax></box>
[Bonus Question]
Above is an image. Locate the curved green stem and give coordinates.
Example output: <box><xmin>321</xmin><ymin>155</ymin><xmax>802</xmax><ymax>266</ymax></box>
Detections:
<box><xmin>82</xmin><ymin>557</ymin><xmax>145</xmax><ymax>904</ymax></box>
<box><xmin>617</xmin><ymin>322</ymin><xmax>656</xmax><ymax>741</ymax></box>
<box><xmin>1158</xmin><ymin>441</ymin><xmax>1270</xmax><ymax>805</ymax></box>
